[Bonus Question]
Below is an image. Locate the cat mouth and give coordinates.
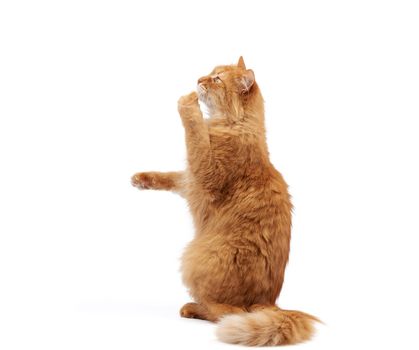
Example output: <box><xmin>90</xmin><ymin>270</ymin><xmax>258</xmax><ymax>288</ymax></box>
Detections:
<box><xmin>197</xmin><ymin>84</ymin><xmax>211</xmax><ymax>109</ymax></box>
<box><xmin>197</xmin><ymin>83</ymin><xmax>207</xmax><ymax>97</ymax></box>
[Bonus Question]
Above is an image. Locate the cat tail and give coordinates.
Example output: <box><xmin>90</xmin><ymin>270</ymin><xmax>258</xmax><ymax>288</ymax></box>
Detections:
<box><xmin>216</xmin><ymin>307</ymin><xmax>320</xmax><ymax>346</ymax></box>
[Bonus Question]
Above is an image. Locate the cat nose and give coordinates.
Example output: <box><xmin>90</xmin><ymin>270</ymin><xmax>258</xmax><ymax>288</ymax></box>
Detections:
<box><xmin>198</xmin><ymin>76</ymin><xmax>208</xmax><ymax>84</ymax></box>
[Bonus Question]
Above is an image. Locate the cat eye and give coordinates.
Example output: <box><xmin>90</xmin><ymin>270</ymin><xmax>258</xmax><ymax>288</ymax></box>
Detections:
<box><xmin>213</xmin><ymin>76</ymin><xmax>222</xmax><ymax>83</ymax></box>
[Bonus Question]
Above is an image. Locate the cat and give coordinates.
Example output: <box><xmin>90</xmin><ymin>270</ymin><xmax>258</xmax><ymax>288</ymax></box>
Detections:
<box><xmin>131</xmin><ymin>57</ymin><xmax>319</xmax><ymax>346</ymax></box>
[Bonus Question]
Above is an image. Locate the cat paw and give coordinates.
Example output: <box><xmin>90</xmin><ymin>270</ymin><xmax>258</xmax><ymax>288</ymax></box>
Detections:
<box><xmin>178</xmin><ymin>91</ymin><xmax>198</xmax><ymax>106</ymax></box>
<box><xmin>180</xmin><ymin>302</ymin><xmax>206</xmax><ymax>320</ymax></box>
<box><xmin>178</xmin><ymin>92</ymin><xmax>199</xmax><ymax>115</ymax></box>
<box><xmin>131</xmin><ymin>172</ymin><xmax>154</xmax><ymax>189</ymax></box>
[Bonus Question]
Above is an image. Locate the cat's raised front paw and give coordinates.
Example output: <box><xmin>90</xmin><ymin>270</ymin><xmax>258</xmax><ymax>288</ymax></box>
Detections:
<box><xmin>131</xmin><ymin>172</ymin><xmax>154</xmax><ymax>189</ymax></box>
<box><xmin>177</xmin><ymin>91</ymin><xmax>199</xmax><ymax>116</ymax></box>
<box><xmin>178</xmin><ymin>91</ymin><xmax>198</xmax><ymax>106</ymax></box>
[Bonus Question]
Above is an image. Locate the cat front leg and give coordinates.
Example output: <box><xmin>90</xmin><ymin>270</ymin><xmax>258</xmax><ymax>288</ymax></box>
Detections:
<box><xmin>177</xmin><ymin>91</ymin><xmax>209</xmax><ymax>147</ymax></box>
<box><xmin>178</xmin><ymin>92</ymin><xmax>226</xmax><ymax>194</ymax></box>
<box><xmin>131</xmin><ymin>171</ymin><xmax>185</xmax><ymax>196</ymax></box>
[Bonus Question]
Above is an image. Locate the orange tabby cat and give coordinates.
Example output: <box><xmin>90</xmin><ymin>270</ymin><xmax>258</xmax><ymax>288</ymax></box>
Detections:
<box><xmin>131</xmin><ymin>57</ymin><xmax>319</xmax><ymax>346</ymax></box>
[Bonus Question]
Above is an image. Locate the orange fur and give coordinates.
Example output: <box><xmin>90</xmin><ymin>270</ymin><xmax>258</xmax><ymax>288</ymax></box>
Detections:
<box><xmin>132</xmin><ymin>57</ymin><xmax>319</xmax><ymax>346</ymax></box>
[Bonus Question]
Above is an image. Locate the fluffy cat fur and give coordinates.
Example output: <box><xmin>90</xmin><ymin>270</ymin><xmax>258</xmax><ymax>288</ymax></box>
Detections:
<box><xmin>131</xmin><ymin>57</ymin><xmax>319</xmax><ymax>346</ymax></box>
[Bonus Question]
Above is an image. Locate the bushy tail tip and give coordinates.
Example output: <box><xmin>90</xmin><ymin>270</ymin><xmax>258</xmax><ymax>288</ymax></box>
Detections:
<box><xmin>216</xmin><ymin>307</ymin><xmax>320</xmax><ymax>346</ymax></box>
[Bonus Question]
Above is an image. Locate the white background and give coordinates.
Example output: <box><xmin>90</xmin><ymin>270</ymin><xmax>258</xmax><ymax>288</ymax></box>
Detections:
<box><xmin>1</xmin><ymin>1</ymin><xmax>419</xmax><ymax>349</ymax></box>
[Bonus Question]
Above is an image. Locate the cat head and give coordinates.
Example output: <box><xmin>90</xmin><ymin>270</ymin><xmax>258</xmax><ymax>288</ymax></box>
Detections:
<box><xmin>197</xmin><ymin>57</ymin><xmax>258</xmax><ymax>120</ymax></box>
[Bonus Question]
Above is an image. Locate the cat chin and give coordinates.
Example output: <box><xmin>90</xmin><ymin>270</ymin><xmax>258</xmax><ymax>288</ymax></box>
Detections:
<box><xmin>196</xmin><ymin>90</ymin><xmax>216</xmax><ymax>117</ymax></box>
<box><xmin>197</xmin><ymin>93</ymin><xmax>209</xmax><ymax>108</ymax></box>
<box><xmin>197</xmin><ymin>100</ymin><xmax>210</xmax><ymax>119</ymax></box>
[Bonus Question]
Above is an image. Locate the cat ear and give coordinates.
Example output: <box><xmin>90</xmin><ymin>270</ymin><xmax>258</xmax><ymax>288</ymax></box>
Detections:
<box><xmin>239</xmin><ymin>69</ymin><xmax>255</xmax><ymax>93</ymax></box>
<box><xmin>237</xmin><ymin>56</ymin><xmax>246</xmax><ymax>69</ymax></box>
